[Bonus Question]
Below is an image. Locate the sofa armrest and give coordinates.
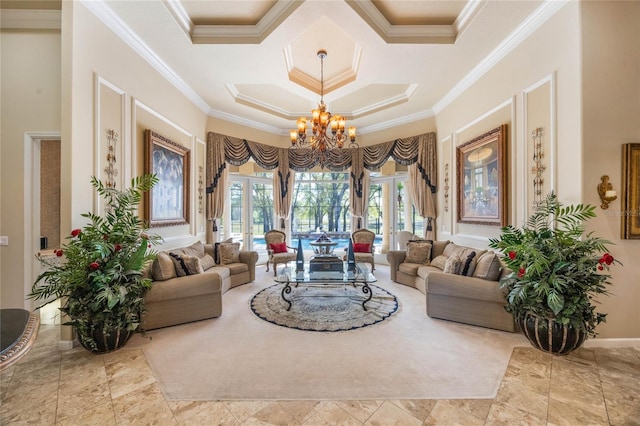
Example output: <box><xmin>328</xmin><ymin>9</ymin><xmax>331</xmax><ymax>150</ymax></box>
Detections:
<box><xmin>239</xmin><ymin>250</ymin><xmax>259</xmax><ymax>281</ymax></box>
<box><xmin>386</xmin><ymin>250</ymin><xmax>407</xmax><ymax>282</ymax></box>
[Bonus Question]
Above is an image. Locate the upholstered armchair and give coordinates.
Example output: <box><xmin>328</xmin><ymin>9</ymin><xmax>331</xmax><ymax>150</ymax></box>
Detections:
<box><xmin>347</xmin><ymin>229</ymin><xmax>376</xmax><ymax>272</ymax></box>
<box><xmin>264</xmin><ymin>229</ymin><xmax>297</xmax><ymax>276</ymax></box>
<box><xmin>397</xmin><ymin>230</ymin><xmax>418</xmax><ymax>250</ymax></box>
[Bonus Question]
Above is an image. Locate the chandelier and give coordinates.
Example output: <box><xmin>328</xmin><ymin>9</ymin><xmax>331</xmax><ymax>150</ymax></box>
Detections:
<box><xmin>290</xmin><ymin>50</ymin><xmax>357</xmax><ymax>153</ymax></box>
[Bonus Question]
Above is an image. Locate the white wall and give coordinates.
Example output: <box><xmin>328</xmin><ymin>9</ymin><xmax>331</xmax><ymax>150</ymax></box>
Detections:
<box><xmin>580</xmin><ymin>0</ymin><xmax>640</xmax><ymax>338</ymax></box>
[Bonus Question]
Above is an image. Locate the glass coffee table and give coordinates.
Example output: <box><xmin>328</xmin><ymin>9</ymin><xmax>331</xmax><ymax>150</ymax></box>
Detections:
<box><xmin>275</xmin><ymin>262</ymin><xmax>377</xmax><ymax>311</ymax></box>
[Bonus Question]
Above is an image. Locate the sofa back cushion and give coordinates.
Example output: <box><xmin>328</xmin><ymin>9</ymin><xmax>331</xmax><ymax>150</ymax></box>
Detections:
<box><xmin>430</xmin><ymin>240</ymin><xmax>450</xmax><ymax>259</ymax></box>
<box><xmin>171</xmin><ymin>240</ymin><xmax>206</xmax><ymax>259</ymax></box>
<box><xmin>443</xmin><ymin>255</ymin><xmax>462</xmax><ymax>274</ymax></box>
<box><xmin>405</xmin><ymin>241</ymin><xmax>432</xmax><ymax>264</ymax></box>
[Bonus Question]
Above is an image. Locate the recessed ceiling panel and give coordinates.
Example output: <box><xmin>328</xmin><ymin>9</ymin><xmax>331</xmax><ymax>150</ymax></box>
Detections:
<box><xmin>332</xmin><ymin>84</ymin><xmax>416</xmax><ymax>117</ymax></box>
<box><xmin>231</xmin><ymin>84</ymin><xmax>315</xmax><ymax>119</ymax></box>
<box><xmin>286</xmin><ymin>16</ymin><xmax>360</xmax><ymax>95</ymax></box>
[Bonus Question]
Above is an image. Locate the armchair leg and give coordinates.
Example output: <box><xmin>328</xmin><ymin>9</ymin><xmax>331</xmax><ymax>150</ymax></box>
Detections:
<box><xmin>266</xmin><ymin>260</ymin><xmax>270</xmax><ymax>272</ymax></box>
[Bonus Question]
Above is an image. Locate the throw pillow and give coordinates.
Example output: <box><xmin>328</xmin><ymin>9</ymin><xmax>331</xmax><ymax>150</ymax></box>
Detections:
<box><xmin>353</xmin><ymin>243</ymin><xmax>371</xmax><ymax>253</ymax></box>
<box><xmin>405</xmin><ymin>241</ymin><xmax>432</xmax><ymax>265</ymax></box>
<box><xmin>151</xmin><ymin>251</ymin><xmax>177</xmax><ymax>281</ymax></box>
<box><xmin>443</xmin><ymin>255</ymin><xmax>462</xmax><ymax>275</ymax></box>
<box><xmin>269</xmin><ymin>242</ymin><xmax>288</xmax><ymax>253</ymax></box>
<box><xmin>431</xmin><ymin>255</ymin><xmax>448</xmax><ymax>270</ymax></box>
<box><xmin>199</xmin><ymin>254</ymin><xmax>216</xmax><ymax>271</ymax></box>
<box><xmin>473</xmin><ymin>251</ymin><xmax>503</xmax><ymax>281</ymax></box>
<box><xmin>214</xmin><ymin>238</ymin><xmax>233</xmax><ymax>264</ymax></box>
<box><xmin>219</xmin><ymin>242</ymin><xmax>240</xmax><ymax>265</ymax></box>
<box><xmin>460</xmin><ymin>251</ymin><xmax>477</xmax><ymax>276</ymax></box>
<box><xmin>170</xmin><ymin>254</ymin><xmax>205</xmax><ymax>276</ymax></box>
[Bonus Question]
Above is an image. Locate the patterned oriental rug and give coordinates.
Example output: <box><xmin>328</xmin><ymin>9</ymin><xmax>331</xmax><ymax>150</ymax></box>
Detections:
<box><xmin>250</xmin><ymin>284</ymin><xmax>399</xmax><ymax>332</ymax></box>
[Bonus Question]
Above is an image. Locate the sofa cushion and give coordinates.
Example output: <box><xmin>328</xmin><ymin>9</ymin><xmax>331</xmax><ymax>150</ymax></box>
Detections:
<box><xmin>431</xmin><ymin>255</ymin><xmax>448</xmax><ymax>270</ymax></box>
<box><xmin>398</xmin><ymin>262</ymin><xmax>422</xmax><ymax>276</ymax></box>
<box><xmin>430</xmin><ymin>240</ymin><xmax>450</xmax><ymax>259</ymax></box>
<box><xmin>473</xmin><ymin>251</ymin><xmax>503</xmax><ymax>281</ymax></box>
<box><xmin>417</xmin><ymin>265</ymin><xmax>441</xmax><ymax>279</ymax></box>
<box><xmin>151</xmin><ymin>251</ymin><xmax>177</xmax><ymax>281</ymax></box>
<box><xmin>172</xmin><ymin>240</ymin><xmax>206</xmax><ymax>259</ymax></box>
<box><xmin>200</xmin><ymin>254</ymin><xmax>216</xmax><ymax>271</ymax></box>
<box><xmin>219</xmin><ymin>242</ymin><xmax>240</xmax><ymax>265</ymax></box>
<box><xmin>443</xmin><ymin>255</ymin><xmax>462</xmax><ymax>274</ymax></box>
<box><xmin>405</xmin><ymin>241</ymin><xmax>432</xmax><ymax>264</ymax></box>
<box><xmin>222</xmin><ymin>262</ymin><xmax>249</xmax><ymax>275</ymax></box>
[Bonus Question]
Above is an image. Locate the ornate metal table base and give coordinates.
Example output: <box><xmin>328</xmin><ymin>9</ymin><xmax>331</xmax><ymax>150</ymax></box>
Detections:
<box><xmin>280</xmin><ymin>281</ymin><xmax>373</xmax><ymax>311</ymax></box>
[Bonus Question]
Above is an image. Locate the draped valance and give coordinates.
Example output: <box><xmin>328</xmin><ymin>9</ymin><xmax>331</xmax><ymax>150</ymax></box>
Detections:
<box><xmin>212</xmin><ymin>131</ymin><xmax>436</xmax><ymax>173</ymax></box>
<box><xmin>206</xmin><ymin>131</ymin><xmax>437</xmax><ymax>240</ymax></box>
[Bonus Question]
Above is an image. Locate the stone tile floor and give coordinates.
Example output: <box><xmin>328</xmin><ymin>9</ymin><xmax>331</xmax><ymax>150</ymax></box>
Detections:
<box><xmin>1</xmin><ymin>325</ymin><xmax>639</xmax><ymax>425</ymax></box>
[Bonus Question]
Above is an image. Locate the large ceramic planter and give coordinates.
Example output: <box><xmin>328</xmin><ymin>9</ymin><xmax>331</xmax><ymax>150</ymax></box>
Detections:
<box><xmin>76</xmin><ymin>323</ymin><xmax>133</xmax><ymax>354</ymax></box>
<box><xmin>518</xmin><ymin>311</ymin><xmax>587</xmax><ymax>356</ymax></box>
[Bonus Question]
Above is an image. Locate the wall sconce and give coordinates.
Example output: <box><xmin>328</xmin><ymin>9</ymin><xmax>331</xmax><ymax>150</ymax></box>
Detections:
<box><xmin>597</xmin><ymin>175</ymin><xmax>617</xmax><ymax>209</ymax></box>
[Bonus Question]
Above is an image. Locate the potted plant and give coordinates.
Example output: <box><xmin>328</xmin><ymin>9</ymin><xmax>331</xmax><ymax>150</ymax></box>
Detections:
<box><xmin>488</xmin><ymin>192</ymin><xmax>620</xmax><ymax>355</ymax></box>
<box><xmin>30</xmin><ymin>175</ymin><xmax>161</xmax><ymax>353</ymax></box>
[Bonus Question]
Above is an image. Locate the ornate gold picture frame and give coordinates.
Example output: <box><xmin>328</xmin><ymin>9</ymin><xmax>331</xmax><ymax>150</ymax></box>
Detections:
<box><xmin>621</xmin><ymin>143</ymin><xmax>640</xmax><ymax>239</ymax></box>
<box><xmin>457</xmin><ymin>124</ymin><xmax>508</xmax><ymax>226</ymax></box>
<box><xmin>144</xmin><ymin>129</ymin><xmax>190</xmax><ymax>227</ymax></box>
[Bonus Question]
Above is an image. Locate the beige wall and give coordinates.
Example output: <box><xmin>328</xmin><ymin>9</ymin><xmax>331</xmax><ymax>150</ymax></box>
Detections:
<box><xmin>580</xmin><ymin>0</ymin><xmax>640</xmax><ymax>338</ymax></box>
<box><xmin>0</xmin><ymin>29</ymin><xmax>61</xmax><ymax>309</ymax></box>
<box><xmin>435</xmin><ymin>1</ymin><xmax>639</xmax><ymax>338</ymax></box>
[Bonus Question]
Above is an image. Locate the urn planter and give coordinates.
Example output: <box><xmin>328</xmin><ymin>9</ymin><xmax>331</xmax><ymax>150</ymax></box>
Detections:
<box><xmin>518</xmin><ymin>311</ymin><xmax>587</xmax><ymax>356</ymax></box>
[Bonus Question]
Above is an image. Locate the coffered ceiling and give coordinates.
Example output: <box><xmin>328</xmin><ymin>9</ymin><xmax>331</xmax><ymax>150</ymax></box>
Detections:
<box><xmin>5</xmin><ymin>0</ymin><xmax>564</xmax><ymax>139</ymax></box>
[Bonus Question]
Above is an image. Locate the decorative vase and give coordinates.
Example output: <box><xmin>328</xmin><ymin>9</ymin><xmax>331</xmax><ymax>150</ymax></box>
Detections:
<box><xmin>347</xmin><ymin>239</ymin><xmax>356</xmax><ymax>271</ymax></box>
<box><xmin>517</xmin><ymin>311</ymin><xmax>587</xmax><ymax>356</ymax></box>
<box><xmin>76</xmin><ymin>323</ymin><xmax>133</xmax><ymax>353</ymax></box>
<box><xmin>296</xmin><ymin>238</ymin><xmax>304</xmax><ymax>271</ymax></box>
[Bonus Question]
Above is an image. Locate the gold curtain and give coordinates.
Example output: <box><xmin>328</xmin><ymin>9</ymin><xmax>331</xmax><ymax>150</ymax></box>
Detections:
<box><xmin>407</xmin><ymin>133</ymin><xmax>438</xmax><ymax>239</ymax></box>
<box><xmin>206</xmin><ymin>132</ymin><xmax>228</xmax><ymax>243</ymax></box>
<box><xmin>273</xmin><ymin>149</ymin><xmax>295</xmax><ymax>229</ymax></box>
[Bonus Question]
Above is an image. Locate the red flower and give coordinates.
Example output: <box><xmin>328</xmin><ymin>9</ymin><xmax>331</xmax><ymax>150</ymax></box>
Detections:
<box><xmin>114</xmin><ymin>244</ymin><xmax>122</xmax><ymax>252</ymax></box>
<box><xmin>89</xmin><ymin>262</ymin><xmax>100</xmax><ymax>270</ymax></box>
<box><xmin>55</xmin><ymin>249</ymin><xmax>63</xmax><ymax>257</ymax></box>
<box><xmin>508</xmin><ymin>251</ymin><xmax>517</xmax><ymax>260</ymax></box>
<box><xmin>70</xmin><ymin>229</ymin><xmax>81</xmax><ymax>237</ymax></box>
<box><xmin>603</xmin><ymin>253</ymin><xmax>614</xmax><ymax>265</ymax></box>
<box><xmin>597</xmin><ymin>264</ymin><xmax>604</xmax><ymax>271</ymax></box>
<box><xmin>518</xmin><ymin>267</ymin><xmax>526</xmax><ymax>278</ymax></box>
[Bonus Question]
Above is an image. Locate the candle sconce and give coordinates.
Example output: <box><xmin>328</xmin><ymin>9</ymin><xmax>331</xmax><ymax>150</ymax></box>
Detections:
<box><xmin>597</xmin><ymin>175</ymin><xmax>617</xmax><ymax>209</ymax></box>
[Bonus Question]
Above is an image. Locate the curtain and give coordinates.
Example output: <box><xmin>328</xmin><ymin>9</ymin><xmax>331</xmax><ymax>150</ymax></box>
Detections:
<box><xmin>273</xmin><ymin>149</ymin><xmax>295</xmax><ymax>230</ymax></box>
<box><xmin>407</xmin><ymin>133</ymin><xmax>438</xmax><ymax>240</ymax></box>
<box><xmin>349</xmin><ymin>148</ymin><xmax>370</xmax><ymax>229</ymax></box>
<box><xmin>205</xmin><ymin>132</ymin><xmax>228</xmax><ymax>243</ymax></box>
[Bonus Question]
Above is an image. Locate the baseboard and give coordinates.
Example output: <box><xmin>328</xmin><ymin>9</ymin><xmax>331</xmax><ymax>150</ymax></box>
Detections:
<box><xmin>583</xmin><ymin>338</ymin><xmax>640</xmax><ymax>348</ymax></box>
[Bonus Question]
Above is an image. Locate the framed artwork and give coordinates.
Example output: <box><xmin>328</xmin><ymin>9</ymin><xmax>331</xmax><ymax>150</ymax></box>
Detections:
<box><xmin>144</xmin><ymin>129</ymin><xmax>190</xmax><ymax>227</ymax></box>
<box><xmin>457</xmin><ymin>124</ymin><xmax>508</xmax><ymax>226</ymax></box>
<box><xmin>621</xmin><ymin>143</ymin><xmax>640</xmax><ymax>239</ymax></box>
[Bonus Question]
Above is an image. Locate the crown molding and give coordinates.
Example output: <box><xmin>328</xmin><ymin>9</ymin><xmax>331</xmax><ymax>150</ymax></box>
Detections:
<box><xmin>161</xmin><ymin>0</ymin><xmax>193</xmax><ymax>41</ymax></box>
<box><xmin>433</xmin><ymin>0</ymin><xmax>569</xmax><ymax>114</ymax></box>
<box><xmin>208</xmin><ymin>108</ymin><xmax>283</xmax><ymax>135</ymax></box>
<box><xmin>346</xmin><ymin>0</ymin><xmax>455</xmax><ymax>44</ymax></box>
<box><xmin>80</xmin><ymin>0</ymin><xmax>210</xmax><ymax>114</ymax></box>
<box><xmin>351</xmin><ymin>84</ymin><xmax>419</xmax><ymax>118</ymax></box>
<box><xmin>0</xmin><ymin>9</ymin><xmax>61</xmax><ymax>29</ymax></box>
<box><xmin>358</xmin><ymin>108</ymin><xmax>435</xmax><ymax>135</ymax></box>
<box><xmin>190</xmin><ymin>0</ymin><xmax>302</xmax><ymax>44</ymax></box>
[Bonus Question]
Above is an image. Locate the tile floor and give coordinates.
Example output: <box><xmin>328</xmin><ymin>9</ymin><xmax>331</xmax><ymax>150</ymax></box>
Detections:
<box><xmin>1</xmin><ymin>325</ymin><xmax>639</xmax><ymax>425</ymax></box>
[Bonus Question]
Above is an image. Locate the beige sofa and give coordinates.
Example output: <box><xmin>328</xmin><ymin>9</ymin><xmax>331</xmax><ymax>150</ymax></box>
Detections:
<box><xmin>142</xmin><ymin>241</ymin><xmax>258</xmax><ymax>330</ymax></box>
<box><xmin>386</xmin><ymin>240</ymin><xmax>516</xmax><ymax>332</ymax></box>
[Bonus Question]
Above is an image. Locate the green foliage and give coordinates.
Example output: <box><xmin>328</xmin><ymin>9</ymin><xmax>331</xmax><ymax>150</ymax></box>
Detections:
<box><xmin>30</xmin><ymin>175</ymin><xmax>162</xmax><ymax>350</ymax></box>
<box><xmin>488</xmin><ymin>192</ymin><xmax>620</xmax><ymax>337</ymax></box>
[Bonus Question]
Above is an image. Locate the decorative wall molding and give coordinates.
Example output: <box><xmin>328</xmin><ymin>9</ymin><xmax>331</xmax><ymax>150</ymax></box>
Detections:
<box><xmin>530</xmin><ymin>127</ymin><xmax>545</xmax><ymax>208</ymax></box>
<box><xmin>0</xmin><ymin>9</ymin><xmax>61</xmax><ymax>30</ymax></box>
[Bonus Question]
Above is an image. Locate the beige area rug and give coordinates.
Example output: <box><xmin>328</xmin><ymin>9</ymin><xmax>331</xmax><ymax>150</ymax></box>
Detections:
<box><xmin>128</xmin><ymin>265</ymin><xmax>527</xmax><ymax>401</ymax></box>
